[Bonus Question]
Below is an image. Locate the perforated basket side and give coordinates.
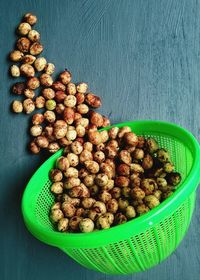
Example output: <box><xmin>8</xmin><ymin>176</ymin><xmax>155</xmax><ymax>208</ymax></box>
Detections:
<box><xmin>63</xmin><ymin>192</ymin><xmax>195</xmax><ymax>274</ymax></box>
<box><xmin>22</xmin><ymin>120</ymin><xmax>200</xmax><ymax>275</ymax></box>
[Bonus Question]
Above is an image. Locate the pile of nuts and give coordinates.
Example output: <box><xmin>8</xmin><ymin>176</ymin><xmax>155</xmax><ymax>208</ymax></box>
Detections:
<box><xmin>9</xmin><ymin>13</ymin><xmax>109</xmax><ymax>154</ymax></box>
<box><xmin>9</xmin><ymin>13</ymin><xmax>182</xmax><ymax>234</ymax></box>
<box><xmin>49</xmin><ymin>126</ymin><xmax>181</xmax><ymax>233</ymax></box>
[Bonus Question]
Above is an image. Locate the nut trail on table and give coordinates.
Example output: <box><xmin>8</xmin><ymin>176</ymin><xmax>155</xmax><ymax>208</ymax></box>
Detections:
<box><xmin>9</xmin><ymin>13</ymin><xmax>109</xmax><ymax>155</ymax></box>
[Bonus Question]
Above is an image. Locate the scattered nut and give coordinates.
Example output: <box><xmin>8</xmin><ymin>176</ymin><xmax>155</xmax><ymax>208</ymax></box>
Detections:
<box><xmin>45</xmin><ymin>63</ymin><xmax>55</xmax><ymax>75</ymax></box>
<box><xmin>12</xmin><ymin>82</ymin><xmax>26</xmax><ymax>95</ymax></box>
<box><xmin>34</xmin><ymin>57</ymin><xmax>47</xmax><ymax>71</ymax></box>
<box><xmin>24</xmin><ymin>13</ymin><xmax>37</xmax><ymax>25</ymax></box>
<box><xmin>27</xmin><ymin>77</ymin><xmax>40</xmax><ymax>89</ymax></box>
<box><xmin>20</xmin><ymin>63</ymin><xmax>35</xmax><ymax>77</ymax></box>
<box><xmin>76</xmin><ymin>82</ymin><xmax>88</xmax><ymax>94</ymax></box>
<box><xmin>18</xmin><ymin>22</ymin><xmax>31</xmax><ymax>35</ymax></box>
<box><xmin>29</xmin><ymin>141</ymin><xmax>40</xmax><ymax>154</ymax></box>
<box><xmin>23</xmin><ymin>98</ymin><xmax>35</xmax><ymax>114</ymax></box>
<box><xmin>44</xmin><ymin>110</ymin><xmax>56</xmax><ymax>123</ymax></box>
<box><xmin>24</xmin><ymin>89</ymin><xmax>35</xmax><ymax>99</ymax></box>
<box><xmin>22</xmin><ymin>54</ymin><xmax>36</xmax><ymax>64</ymax></box>
<box><xmin>66</xmin><ymin>82</ymin><xmax>76</xmax><ymax>94</ymax></box>
<box><xmin>57</xmin><ymin>69</ymin><xmax>72</xmax><ymax>85</ymax></box>
<box><xmin>10</xmin><ymin>65</ymin><xmax>20</xmax><ymax>77</ymax></box>
<box><xmin>32</xmin><ymin>113</ymin><xmax>44</xmax><ymax>125</ymax></box>
<box><xmin>85</xmin><ymin>93</ymin><xmax>101</xmax><ymax>108</ymax></box>
<box><xmin>28</xmin><ymin>30</ymin><xmax>40</xmax><ymax>42</ymax></box>
<box><xmin>30</xmin><ymin>42</ymin><xmax>43</xmax><ymax>55</ymax></box>
<box><xmin>52</xmin><ymin>81</ymin><xmax>66</xmax><ymax>91</ymax></box>
<box><xmin>40</xmin><ymin>73</ymin><xmax>53</xmax><ymax>86</ymax></box>
<box><xmin>10</xmin><ymin>50</ymin><xmax>24</xmax><ymax>62</ymax></box>
<box><xmin>35</xmin><ymin>96</ymin><xmax>45</xmax><ymax>109</ymax></box>
<box><xmin>30</xmin><ymin>125</ymin><xmax>42</xmax><ymax>136</ymax></box>
<box><xmin>16</xmin><ymin>37</ymin><xmax>31</xmax><ymax>52</ymax></box>
<box><xmin>12</xmin><ymin>100</ymin><xmax>23</xmax><ymax>113</ymax></box>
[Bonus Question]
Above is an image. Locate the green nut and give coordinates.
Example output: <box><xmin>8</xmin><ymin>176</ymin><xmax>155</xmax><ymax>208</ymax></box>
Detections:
<box><xmin>45</xmin><ymin>99</ymin><xmax>56</xmax><ymax>110</ymax></box>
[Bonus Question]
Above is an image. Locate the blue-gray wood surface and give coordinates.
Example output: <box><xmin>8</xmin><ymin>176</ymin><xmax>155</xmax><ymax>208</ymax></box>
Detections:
<box><xmin>0</xmin><ymin>0</ymin><xmax>200</xmax><ymax>279</ymax></box>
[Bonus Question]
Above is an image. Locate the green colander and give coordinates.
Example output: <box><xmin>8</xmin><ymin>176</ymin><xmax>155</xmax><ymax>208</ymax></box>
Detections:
<box><xmin>22</xmin><ymin>120</ymin><xmax>200</xmax><ymax>275</ymax></box>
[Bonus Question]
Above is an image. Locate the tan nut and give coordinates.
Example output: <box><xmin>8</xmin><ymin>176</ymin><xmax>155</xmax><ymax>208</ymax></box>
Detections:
<box><xmin>52</xmin><ymin>81</ymin><xmax>66</xmax><ymax>91</ymax></box>
<box><xmin>16</xmin><ymin>37</ymin><xmax>31</xmax><ymax>53</ymax></box>
<box><xmin>45</xmin><ymin>63</ymin><xmax>55</xmax><ymax>75</ymax></box>
<box><xmin>59</xmin><ymin>70</ymin><xmax>72</xmax><ymax>85</ymax></box>
<box><xmin>76</xmin><ymin>82</ymin><xmax>88</xmax><ymax>94</ymax></box>
<box><xmin>30</xmin><ymin>42</ymin><xmax>43</xmax><ymax>55</ymax></box>
<box><xmin>36</xmin><ymin>136</ymin><xmax>49</xmax><ymax>148</ymax></box>
<box><xmin>30</xmin><ymin>125</ymin><xmax>42</xmax><ymax>136</ymax></box>
<box><xmin>42</xmin><ymin>88</ymin><xmax>55</xmax><ymax>100</ymax></box>
<box><xmin>63</xmin><ymin>108</ymin><xmax>75</xmax><ymax>125</ymax></box>
<box><xmin>64</xmin><ymin>95</ymin><xmax>77</xmax><ymax>107</ymax></box>
<box><xmin>93</xmin><ymin>151</ymin><xmax>105</xmax><ymax>163</ymax></box>
<box><xmin>35</xmin><ymin>96</ymin><xmax>45</xmax><ymax>109</ymax></box>
<box><xmin>83</xmin><ymin>142</ymin><xmax>93</xmax><ymax>152</ymax></box>
<box><xmin>10</xmin><ymin>50</ymin><xmax>24</xmax><ymax>62</ymax></box>
<box><xmin>85</xmin><ymin>160</ymin><xmax>99</xmax><ymax>174</ymax></box>
<box><xmin>64</xmin><ymin>177</ymin><xmax>81</xmax><ymax>189</ymax></box>
<box><xmin>23</xmin><ymin>98</ymin><xmax>35</xmax><ymax>114</ymax></box>
<box><xmin>10</xmin><ymin>65</ymin><xmax>20</xmax><ymax>77</ymax></box>
<box><xmin>115</xmin><ymin>176</ymin><xmax>130</xmax><ymax>188</ymax></box>
<box><xmin>66</xmin><ymin>82</ymin><xmax>76</xmax><ymax>95</ymax></box>
<box><xmin>124</xmin><ymin>132</ymin><xmax>138</xmax><ymax>146</ymax></box>
<box><xmin>48</xmin><ymin>142</ymin><xmax>60</xmax><ymax>153</ymax></box>
<box><xmin>32</xmin><ymin>113</ymin><xmax>44</xmax><ymax>125</ymax></box>
<box><xmin>18</xmin><ymin>22</ymin><xmax>31</xmax><ymax>35</ymax></box>
<box><xmin>119</xmin><ymin>150</ymin><xmax>132</xmax><ymax>165</ymax></box>
<box><xmin>118</xmin><ymin>126</ymin><xmax>131</xmax><ymax>138</ymax></box>
<box><xmin>20</xmin><ymin>63</ymin><xmax>35</xmax><ymax>77</ymax></box>
<box><xmin>64</xmin><ymin>167</ymin><xmax>79</xmax><ymax>178</ymax></box>
<box><xmin>12</xmin><ymin>100</ymin><xmax>23</xmax><ymax>113</ymax></box>
<box><xmin>95</xmin><ymin>173</ymin><xmax>109</xmax><ymax>187</ymax></box>
<box><xmin>34</xmin><ymin>57</ymin><xmax>47</xmax><ymax>71</ymax></box>
<box><xmin>77</xmin><ymin>104</ymin><xmax>89</xmax><ymax>114</ymax></box>
<box><xmin>24</xmin><ymin>89</ymin><xmax>35</xmax><ymax>99</ymax></box>
<box><xmin>88</xmin><ymin>131</ymin><xmax>102</xmax><ymax>145</ymax></box>
<box><xmin>40</xmin><ymin>73</ymin><xmax>53</xmax><ymax>86</ymax></box>
<box><xmin>22</xmin><ymin>54</ymin><xmax>36</xmax><ymax>64</ymax></box>
<box><xmin>28</xmin><ymin>30</ymin><xmax>40</xmax><ymax>42</ymax></box>
<box><xmin>54</xmin><ymin>124</ymin><xmax>68</xmax><ymax>140</ymax></box>
<box><xmin>27</xmin><ymin>77</ymin><xmax>40</xmax><ymax>89</ymax></box>
<box><xmin>71</xmin><ymin>141</ymin><xmax>83</xmax><ymax>155</ymax></box>
<box><xmin>76</xmin><ymin>92</ymin><xmax>85</xmax><ymax>104</ymax></box>
<box><xmin>85</xmin><ymin>93</ymin><xmax>102</xmax><ymax>108</ymax></box>
<box><xmin>82</xmin><ymin>198</ymin><xmax>96</xmax><ymax>209</ymax></box>
<box><xmin>24</xmin><ymin>13</ymin><xmax>37</xmax><ymax>25</ymax></box>
<box><xmin>89</xmin><ymin>111</ymin><xmax>103</xmax><ymax>127</ymax></box>
<box><xmin>67</xmin><ymin>153</ymin><xmax>79</xmax><ymax>167</ymax></box>
<box><xmin>29</xmin><ymin>141</ymin><xmax>40</xmax><ymax>154</ymax></box>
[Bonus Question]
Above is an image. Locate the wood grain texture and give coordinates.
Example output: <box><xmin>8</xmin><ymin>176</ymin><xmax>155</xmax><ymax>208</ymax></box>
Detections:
<box><xmin>0</xmin><ymin>0</ymin><xmax>200</xmax><ymax>279</ymax></box>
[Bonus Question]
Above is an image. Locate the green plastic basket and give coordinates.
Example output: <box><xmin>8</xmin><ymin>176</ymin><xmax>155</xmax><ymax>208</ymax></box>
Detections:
<box><xmin>22</xmin><ymin>120</ymin><xmax>200</xmax><ymax>275</ymax></box>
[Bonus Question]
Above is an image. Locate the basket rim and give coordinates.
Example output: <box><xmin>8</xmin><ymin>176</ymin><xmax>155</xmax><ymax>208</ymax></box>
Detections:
<box><xmin>21</xmin><ymin>120</ymin><xmax>200</xmax><ymax>248</ymax></box>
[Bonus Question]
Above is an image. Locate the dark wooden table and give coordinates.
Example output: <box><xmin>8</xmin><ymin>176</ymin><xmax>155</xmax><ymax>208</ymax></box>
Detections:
<box><xmin>1</xmin><ymin>0</ymin><xmax>200</xmax><ymax>279</ymax></box>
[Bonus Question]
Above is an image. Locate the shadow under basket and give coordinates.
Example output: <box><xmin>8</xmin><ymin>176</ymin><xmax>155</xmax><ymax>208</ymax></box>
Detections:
<box><xmin>22</xmin><ymin>120</ymin><xmax>200</xmax><ymax>275</ymax></box>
